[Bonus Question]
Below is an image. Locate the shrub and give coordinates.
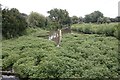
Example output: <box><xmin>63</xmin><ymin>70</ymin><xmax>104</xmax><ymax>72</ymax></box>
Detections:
<box><xmin>2</xmin><ymin>8</ymin><xmax>27</xmax><ymax>39</ymax></box>
<box><xmin>2</xmin><ymin>30</ymin><xmax>119</xmax><ymax>78</ymax></box>
<box><xmin>71</xmin><ymin>23</ymin><xmax>118</xmax><ymax>37</ymax></box>
<box><xmin>27</xmin><ymin>12</ymin><xmax>46</xmax><ymax>28</ymax></box>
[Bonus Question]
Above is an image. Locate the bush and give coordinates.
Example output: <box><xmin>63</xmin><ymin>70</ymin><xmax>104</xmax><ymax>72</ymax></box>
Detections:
<box><xmin>71</xmin><ymin>23</ymin><xmax>117</xmax><ymax>37</ymax></box>
<box><xmin>3</xmin><ymin>54</ymin><xmax>20</xmax><ymax>70</ymax></box>
<box><xmin>2</xmin><ymin>29</ymin><xmax>119</xmax><ymax>78</ymax></box>
<box><xmin>27</xmin><ymin>12</ymin><xmax>46</xmax><ymax>28</ymax></box>
<box><xmin>2</xmin><ymin>8</ymin><xmax>27</xmax><ymax>39</ymax></box>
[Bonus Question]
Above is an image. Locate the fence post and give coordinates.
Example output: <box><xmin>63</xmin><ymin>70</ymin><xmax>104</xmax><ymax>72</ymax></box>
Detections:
<box><xmin>57</xmin><ymin>29</ymin><xmax>62</xmax><ymax>47</ymax></box>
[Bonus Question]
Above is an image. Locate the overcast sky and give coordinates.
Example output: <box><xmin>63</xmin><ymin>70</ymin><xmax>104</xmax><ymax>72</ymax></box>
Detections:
<box><xmin>1</xmin><ymin>0</ymin><xmax>120</xmax><ymax>18</ymax></box>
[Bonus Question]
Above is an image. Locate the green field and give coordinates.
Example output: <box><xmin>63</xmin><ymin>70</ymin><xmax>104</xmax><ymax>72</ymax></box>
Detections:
<box><xmin>2</xmin><ymin>23</ymin><xmax>119</xmax><ymax>79</ymax></box>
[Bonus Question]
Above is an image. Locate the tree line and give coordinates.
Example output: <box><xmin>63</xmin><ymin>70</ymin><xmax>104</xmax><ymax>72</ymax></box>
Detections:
<box><xmin>72</xmin><ymin>11</ymin><xmax>120</xmax><ymax>24</ymax></box>
<box><xmin>2</xmin><ymin>7</ymin><xmax>120</xmax><ymax>39</ymax></box>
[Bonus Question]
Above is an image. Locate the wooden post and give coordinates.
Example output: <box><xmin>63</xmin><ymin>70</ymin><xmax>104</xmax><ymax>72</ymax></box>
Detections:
<box><xmin>57</xmin><ymin>29</ymin><xmax>62</xmax><ymax>47</ymax></box>
<box><xmin>48</xmin><ymin>29</ymin><xmax>63</xmax><ymax>47</ymax></box>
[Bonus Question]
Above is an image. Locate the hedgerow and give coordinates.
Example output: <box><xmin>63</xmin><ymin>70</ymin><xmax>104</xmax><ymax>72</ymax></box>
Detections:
<box><xmin>71</xmin><ymin>23</ymin><xmax>118</xmax><ymax>37</ymax></box>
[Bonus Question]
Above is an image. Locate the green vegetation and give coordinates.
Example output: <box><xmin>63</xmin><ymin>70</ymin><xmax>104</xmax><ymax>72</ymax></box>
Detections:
<box><xmin>1</xmin><ymin>6</ymin><xmax>120</xmax><ymax>79</ymax></box>
<box><xmin>2</xmin><ymin>27</ymin><xmax>119</xmax><ymax>78</ymax></box>
<box><xmin>84</xmin><ymin>11</ymin><xmax>104</xmax><ymax>23</ymax></box>
<box><xmin>47</xmin><ymin>8</ymin><xmax>71</xmax><ymax>29</ymax></box>
<box><xmin>2</xmin><ymin>7</ymin><xmax>119</xmax><ymax>39</ymax></box>
<box><xmin>71</xmin><ymin>23</ymin><xmax>118</xmax><ymax>38</ymax></box>
<box><xmin>71</xmin><ymin>16</ymin><xmax>79</xmax><ymax>24</ymax></box>
<box><xmin>27</xmin><ymin>12</ymin><xmax>46</xmax><ymax>28</ymax></box>
<box><xmin>2</xmin><ymin>8</ymin><xmax>27</xmax><ymax>39</ymax></box>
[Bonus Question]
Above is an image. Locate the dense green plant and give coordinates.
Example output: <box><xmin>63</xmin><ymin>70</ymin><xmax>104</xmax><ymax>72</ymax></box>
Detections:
<box><xmin>71</xmin><ymin>23</ymin><xmax>118</xmax><ymax>37</ymax></box>
<box><xmin>2</xmin><ymin>28</ymin><xmax>119</xmax><ymax>79</ymax></box>
<box><xmin>97</xmin><ymin>17</ymin><xmax>111</xmax><ymax>24</ymax></box>
<box><xmin>47</xmin><ymin>8</ymin><xmax>71</xmax><ymax>29</ymax></box>
<box><xmin>2</xmin><ymin>8</ymin><xmax>27</xmax><ymax>39</ymax></box>
<box><xmin>25</xmin><ymin>27</ymin><xmax>49</xmax><ymax>38</ymax></box>
<box><xmin>84</xmin><ymin>11</ymin><xmax>104</xmax><ymax>23</ymax></box>
<box><xmin>71</xmin><ymin>16</ymin><xmax>79</xmax><ymax>24</ymax></box>
<box><xmin>27</xmin><ymin>12</ymin><xmax>46</xmax><ymax>28</ymax></box>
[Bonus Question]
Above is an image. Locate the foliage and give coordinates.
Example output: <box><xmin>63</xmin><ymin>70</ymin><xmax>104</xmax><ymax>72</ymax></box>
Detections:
<box><xmin>84</xmin><ymin>11</ymin><xmax>104</xmax><ymax>23</ymax></box>
<box><xmin>103</xmin><ymin>17</ymin><xmax>111</xmax><ymax>23</ymax></box>
<box><xmin>97</xmin><ymin>17</ymin><xmax>103</xmax><ymax>24</ymax></box>
<box><xmin>115</xmin><ymin>16</ymin><xmax>120</xmax><ymax>22</ymax></box>
<box><xmin>71</xmin><ymin>23</ymin><xmax>118</xmax><ymax>37</ymax></box>
<box><xmin>1</xmin><ymin>6</ymin><xmax>119</xmax><ymax>79</ymax></box>
<box><xmin>71</xmin><ymin>16</ymin><xmax>79</xmax><ymax>24</ymax></box>
<box><xmin>25</xmin><ymin>27</ymin><xmax>49</xmax><ymax>38</ymax></box>
<box><xmin>2</xmin><ymin>8</ymin><xmax>27</xmax><ymax>39</ymax></box>
<box><xmin>47</xmin><ymin>8</ymin><xmax>71</xmax><ymax>29</ymax></box>
<box><xmin>2</xmin><ymin>28</ymin><xmax>119</xmax><ymax>79</ymax></box>
<box><xmin>27</xmin><ymin>12</ymin><xmax>46</xmax><ymax>28</ymax></box>
<box><xmin>78</xmin><ymin>17</ymin><xmax>84</xmax><ymax>23</ymax></box>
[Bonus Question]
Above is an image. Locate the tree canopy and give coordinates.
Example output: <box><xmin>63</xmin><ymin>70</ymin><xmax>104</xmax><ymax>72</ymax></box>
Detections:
<box><xmin>2</xmin><ymin>8</ymin><xmax>27</xmax><ymax>39</ymax></box>
<box><xmin>71</xmin><ymin>16</ymin><xmax>79</xmax><ymax>24</ymax></box>
<box><xmin>47</xmin><ymin>8</ymin><xmax>71</xmax><ymax>29</ymax></box>
<box><xmin>84</xmin><ymin>11</ymin><xmax>104</xmax><ymax>23</ymax></box>
<box><xmin>27</xmin><ymin>12</ymin><xmax>46</xmax><ymax>28</ymax></box>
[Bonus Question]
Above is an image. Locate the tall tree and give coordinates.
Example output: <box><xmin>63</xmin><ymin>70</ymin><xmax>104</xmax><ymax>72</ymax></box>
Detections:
<box><xmin>71</xmin><ymin>16</ymin><xmax>79</xmax><ymax>24</ymax></box>
<box><xmin>84</xmin><ymin>14</ymin><xmax>92</xmax><ymax>23</ymax></box>
<box><xmin>84</xmin><ymin>11</ymin><xmax>104</xmax><ymax>23</ymax></box>
<box><xmin>2</xmin><ymin>8</ymin><xmax>27</xmax><ymax>39</ymax></box>
<box><xmin>47</xmin><ymin>8</ymin><xmax>71</xmax><ymax>29</ymax></box>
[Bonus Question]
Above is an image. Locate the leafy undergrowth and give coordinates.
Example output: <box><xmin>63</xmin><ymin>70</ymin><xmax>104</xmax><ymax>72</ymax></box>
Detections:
<box><xmin>71</xmin><ymin>23</ymin><xmax>118</xmax><ymax>38</ymax></box>
<box><xmin>2</xmin><ymin>28</ymin><xmax>119</xmax><ymax>79</ymax></box>
<box><xmin>25</xmin><ymin>27</ymin><xmax>50</xmax><ymax>38</ymax></box>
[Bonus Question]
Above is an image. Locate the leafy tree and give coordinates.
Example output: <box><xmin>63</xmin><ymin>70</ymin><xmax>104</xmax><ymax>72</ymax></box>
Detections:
<box><xmin>115</xmin><ymin>16</ymin><xmax>120</xmax><ymax>22</ymax></box>
<box><xmin>47</xmin><ymin>8</ymin><xmax>71</xmax><ymax>29</ymax></box>
<box><xmin>71</xmin><ymin>16</ymin><xmax>79</xmax><ymax>24</ymax></box>
<box><xmin>97</xmin><ymin>17</ymin><xmax>103</xmax><ymax>24</ymax></box>
<box><xmin>84</xmin><ymin>14</ymin><xmax>92</xmax><ymax>23</ymax></box>
<box><xmin>103</xmin><ymin>17</ymin><xmax>111</xmax><ymax>23</ymax></box>
<box><xmin>27</xmin><ymin>12</ymin><xmax>46</xmax><ymax>28</ymax></box>
<box><xmin>78</xmin><ymin>17</ymin><xmax>84</xmax><ymax>23</ymax></box>
<box><xmin>45</xmin><ymin>16</ymin><xmax>59</xmax><ymax>30</ymax></box>
<box><xmin>92</xmin><ymin>11</ymin><xmax>104</xmax><ymax>22</ymax></box>
<box><xmin>84</xmin><ymin>11</ymin><xmax>104</xmax><ymax>23</ymax></box>
<box><xmin>2</xmin><ymin>8</ymin><xmax>27</xmax><ymax>39</ymax></box>
<box><xmin>110</xmin><ymin>18</ymin><xmax>117</xmax><ymax>22</ymax></box>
